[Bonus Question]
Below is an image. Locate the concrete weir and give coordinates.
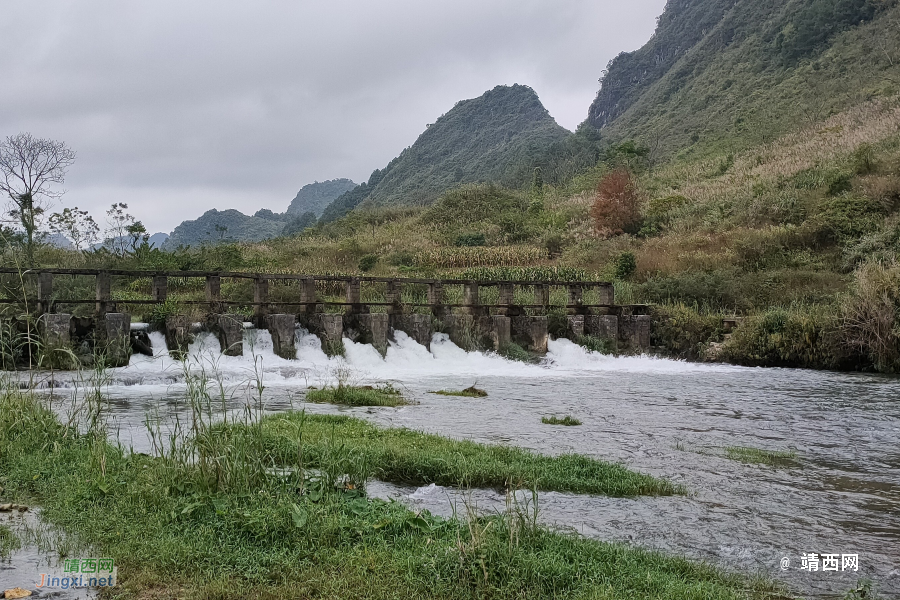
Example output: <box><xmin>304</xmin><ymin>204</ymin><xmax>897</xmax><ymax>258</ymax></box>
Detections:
<box><xmin>1</xmin><ymin>269</ymin><xmax>655</xmax><ymax>368</ymax></box>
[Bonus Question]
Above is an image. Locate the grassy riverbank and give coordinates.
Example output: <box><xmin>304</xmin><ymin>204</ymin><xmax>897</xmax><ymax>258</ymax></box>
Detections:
<box><xmin>0</xmin><ymin>390</ymin><xmax>784</xmax><ymax>600</ymax></box>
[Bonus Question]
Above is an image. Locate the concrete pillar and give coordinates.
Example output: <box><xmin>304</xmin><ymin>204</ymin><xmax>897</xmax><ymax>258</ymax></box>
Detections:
<box><xmin>358</xmin><ymin>313</ymin><xmax>390</xmax><ymax>356</ymax></box>
<box><xmin>392</xmin><ymin>314</ymin><xmax>432</xmax><ymax>350</ymax></box>
<box><xmin>266</xmin><ymin>314</ymin><xmax>296</xmax><ymax>360</ymax></box>
<box><xmin>490</xmin><ymin>315</ymin><xmax>511</xmax><ymax>352</ymax></box>
<box><xmin>213</xmin><ymin>314</ymin><xmax>244</xmax><ymax>356</ymax></box>
<box><xmin>152</xmin><ymin>276</ymin><xmax>168</xmax><ymax>303</ymax></box>
<box><xmin>103</xmin><ymin>313</ymin><xmax>132</xmax><ymax>367</ymax></box>
<box><xmin>386</xmin><ymin>279</ymin><xmax>403</xmax><ymax>314</ymax></box>
<box><xmin>619</xmin><ymin>315</ymin><xmax>651</xmax><ymax>352</ymax></box>
<box><xmin>38</xmin><ymin>272</ymin><xmax>53</xmax><ymax>314</ymax></box>
<box><xmin>164</xmin><ymin>314</ymin><xmax>194</xmax><ymax>360</ymax></box>
<box><xmin>316</xmin><ymin>314</ymin><xmax>344</xmax><ymax>356</ymax></box>
<box><xmin>428</xmin><ymin>282</ymin><xmax>445</xmax><ymax>318</ymax></box>
<box><xmin>40</xmin><ymin>313</ymin><xmax>71</xmax><ymax>352</ymax></box>
<box><xmin>566</xmin><ymin>315</ymin><xmax>585</xmax><ymax>340</ymax></box>
<box><xmin>585</xmin><ymin>315</ymin><xmax>619</xmax><ymax>350</ymax></box>
<box><xmin>254</xmin><ymin>278</ymin><xmax>269</xmax><ymax>324</ymax></box>
<box><xmin>95</xmin><ymin>273</ymin><xmax>111</xmax><ymax>316</ymax></box>
<box><xmin>444</xmin><ymin>314</ymin><xmax>476</xmax><ymax>350</ymax></box>
<box><xmin>512</xmin><ymin>316</ymin><xmax>548</xmax><ymax>354</ymax></box>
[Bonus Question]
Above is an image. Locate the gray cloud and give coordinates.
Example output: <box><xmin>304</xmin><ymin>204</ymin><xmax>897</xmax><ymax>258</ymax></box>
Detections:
<box><xmin>0</xmin><ymin>1</ymin><xmax>665</xmax><ymax>233</ymax></box>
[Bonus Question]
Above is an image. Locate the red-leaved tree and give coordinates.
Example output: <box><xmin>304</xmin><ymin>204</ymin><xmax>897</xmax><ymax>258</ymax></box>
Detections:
<box><xmin>590</xmin><ymin>168</ymin><xmax>641</xmax><ymax>236</ymax></box>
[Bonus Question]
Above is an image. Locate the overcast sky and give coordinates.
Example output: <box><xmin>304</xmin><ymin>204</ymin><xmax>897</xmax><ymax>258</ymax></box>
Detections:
<box><xmin>0</xmin><ymin>1</ymin><xmax>665</xmax><ymax>234</ymax></box>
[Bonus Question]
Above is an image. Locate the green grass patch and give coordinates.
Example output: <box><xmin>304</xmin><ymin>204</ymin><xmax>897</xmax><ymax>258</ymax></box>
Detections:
<box><xmin>306</xmin><ymin>384</ymin><xmax>410</xmax><ymax>407</ymax></box>
<box><xmin>0</xmin><ymin>523</ymin><xmax>20</xmax><ymax>559</ymax></box>
<box><xmin>260</xmin><ymin>413</ymin><xmax>676</xmax><ymax>496</ymax></box>
<box><xmin>724</xmin><ymin>446</ymin><xmax>798</xmax><ymax>466</ymax></box>
<box><xmin>429</xmin><ymin>385</ymin><xmax>488</xmax><ymax>398</ymax></box>
<box><xmin>499</xmin><ymin>342</ymin><xmax>531</xmax><ymax>362</ymax></box>
<box><xmin>542</xmin><ymin>415</ymin><xmax>582</xmax><ymax>426</ymax></box>
<box><xmin>0</xmin><ymin>391</ymin><xmax>781</xmax><ymax>600</ymax></box>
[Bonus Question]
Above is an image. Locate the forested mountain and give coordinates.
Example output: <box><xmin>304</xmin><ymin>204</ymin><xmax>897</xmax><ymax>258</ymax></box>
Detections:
<box><xmin>164</xmin><ymin>209</ymin><xmax>285</xmax><ymax>248</ymax></box>
<box><xmin>589</xmin><ymin>0</ymin><xmax>899</xmax><ymax>157</ymax></box>
<box><xmin>319</xmin><ymin>84</ymin><xmax>590</xmax><ymax>222</ymax></box>
<box><xmin>286</xmin><ymin>179</ymin><xmax>357</xmax><ymax>217</ymax></box>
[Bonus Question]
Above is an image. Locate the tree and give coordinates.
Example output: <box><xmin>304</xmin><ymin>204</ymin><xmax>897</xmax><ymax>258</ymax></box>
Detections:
<box><xmin>590</xmin><ymin>169</ymin><xmax>642</xmax><ymax>236</ymax></box>
<box><xmin>104</xmin><ymin>202</ymin><xmax>148</xmax><ymax>257</ymax></box>
<box><xmin>48</xmin><ymin>207</ymin><xmax>100</xmax><ymax>252</ymax></box>
<box><xmin>0</xmin><ymin>133</ymin><xmax>76</xmax><ymax>264</ymax></box>
<box><xmin>282</xmin><ymin>211</ymin><xmax>317</xmax><ymax>237</ymax></box>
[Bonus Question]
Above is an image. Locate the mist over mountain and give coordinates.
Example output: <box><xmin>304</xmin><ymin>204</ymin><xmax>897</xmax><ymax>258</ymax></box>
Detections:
<box><xmin>287</xmin><ymin>179</ymin><xmax>357</xmax><ymax>217</ymax></box>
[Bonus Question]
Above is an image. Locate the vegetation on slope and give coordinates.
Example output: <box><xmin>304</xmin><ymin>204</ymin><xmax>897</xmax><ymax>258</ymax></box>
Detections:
<box><xmin>164</xmin><ymin>208</ymin><xmax>286</xmax><ymax>248</ymax></box>
<box><xmin>589</xmin><ymin>0</ymin><xmax>900</xmax><ymax>159</ymax></box>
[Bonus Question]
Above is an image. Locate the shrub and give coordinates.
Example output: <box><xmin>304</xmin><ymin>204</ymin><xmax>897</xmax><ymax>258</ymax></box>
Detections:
<box><xmin>827</xmin><ymin>173</ymin><xmax>853</xmax><ymax>197</ymax></box>
<box><xmin>850</xmin><ymin>143</ymin><xmax>876</xmax><ymax>175</ymax></box>
<box><xmin>387</xmin><ymin>250</ymin><xmax>415</xmax><ymax>267</ymax></box>
<box><xmin>817</xmin><ymin>194</ymin><xmax>886</xmax><ymax>242</ymax></box>
<box><xmin>614</xmin><ymin>252</ymin><xmax>637</xmax><ymax>280</ymax></box>
<box><xmin>720</xmin><ymin>305</ymin><xmax>850</xmax><ymax>369</ymax></box>
<box><xmin>358</xmin><ymin>254</ymin><xmax>379</xmax><ymax>272</ymax></box>
<box><xmin>590</xmin><ymin>169</ymin><xmax>642</xmax><ymax>236</ymax></box>
<box><xmin>454</xmin><ymin>232</ymin><xmax>486</xmax><ymax>247</ymax></box>
<box><xmin>543</xmin><ymin>233</ymin><xmax>563</xmax><ymax>258</ymax></box>
<box><xmin>650</xmin><ymin>304</ymin><xmax>724</xmax><ymax>360</ymax></box>
<box><xmin>842</xmin><ymin>260</ymin><xmax>900</xmax><ymax>373</ymax></box>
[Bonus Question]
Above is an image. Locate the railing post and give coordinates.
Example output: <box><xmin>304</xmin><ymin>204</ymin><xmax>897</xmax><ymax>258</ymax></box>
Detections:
<box><xmin>567</xmin><ymin>284</ymin><xmax>585</xmax><ymax>315</ymax></box>
<box><xmin>205</xmin><ymin>275</ymin><xmax>221</xmax><ymax>312</ymax></box>
<box><xmin>534</xmin><ymin>284</ymin><xmax>549</xmax><ymax>310</ymax></box>
<box><xmin>346</xmin><ymin>277</ymin><xmax>365</xmax><ymax>314</ymax></box>
<box><xmin>386</xmin><ymin>279</ymin><xmax>403</xmax><ymax>314</ymax></box>
<box><xmin>300</xmin><ymin>277</ymin><xmax>317</xmax><ymax>313</ymax></box>
<box><xmin>462</xmin><ymin>281</ymin><xmax>480</xmax><ymax>315</ymax></box>
<box><xmin>428</xmin><ymin>281</ymin><xmax>445</xmax><ymax>318</ymax></box>
<box><xmin>254</xmin><ymin>277</ymin><xmax>269</xmax><ymax>324</ymax></box>
<box><xmin>498</xmin><ymin>283</ymin><xmax>519</xmax><ymax>316</ymax></box>
<box><xmin>152</xmin><ymin>275</ymin><xmax>168</xmax><ymax>303</ymax></box>
<box><xmin>95</xmin><ymin>272</ymin><xmax>111</xmax><ymax>317</ymax></box>
<box><xmin>38</xmin><ymin>272</ymin><xmax>53</xmax><ymax>314</ymax></box>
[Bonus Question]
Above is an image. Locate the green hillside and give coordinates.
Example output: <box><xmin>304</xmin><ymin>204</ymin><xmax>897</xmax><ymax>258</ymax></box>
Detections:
<box><xmin>319</xmin><ymin>84</ymin><xmax>580</xmax><ymax>222</ymax></box>
<box><xmin>286</xmin><ymin>178</ymin><xmax>357</xmax><ymax>217</ymax></box>
<box><xmin>164</xmin><ymin>209</ymin><xmax>285</xmax><ymax>248</ymax></box>
<box><xmin>589</xmin><ymin>0</ymin><xmax>900</xmax><ymax>159</ymax></box>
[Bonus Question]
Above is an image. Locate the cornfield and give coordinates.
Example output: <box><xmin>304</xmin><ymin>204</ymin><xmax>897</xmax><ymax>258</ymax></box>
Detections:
<box><xmin>459</xmin><ymin>266</ymin><xmax>597</xmax><ymax>282</ymax></box>
<box><xmin>414</xmin><ymin>247</ymin><xmax>544</xmax><ymax>269</ymax></box>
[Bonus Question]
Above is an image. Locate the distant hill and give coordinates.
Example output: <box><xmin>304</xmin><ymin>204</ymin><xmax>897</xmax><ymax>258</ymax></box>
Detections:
<box><xmin>587</xmin><ymin>0</ymin><xmax>900</xmax><ymax>158</ymax></box>
<box><xmin>287</xmin><ymin>179</ymin><xmax>357</xmax><ymax>217</ymax></box>
<box><xmin>320</xmin><ymin>84</ymin><xmax>581</xmax><ymax>222</ymax></box>
<box><xmin>164</xmin><ymin>209</ymin><xmax>284</xmax><ymax>248</ymax></box>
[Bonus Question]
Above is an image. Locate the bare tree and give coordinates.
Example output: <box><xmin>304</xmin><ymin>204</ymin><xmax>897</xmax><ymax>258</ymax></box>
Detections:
<box><xmin>0</xmin><ymin>133</ymin><xmax>76</xmax><ymax>265</ymax></box>
<box><xmin>48</xmin><ymin>206</ymin><xmax>100</xmax><ymax>253</ymax></box>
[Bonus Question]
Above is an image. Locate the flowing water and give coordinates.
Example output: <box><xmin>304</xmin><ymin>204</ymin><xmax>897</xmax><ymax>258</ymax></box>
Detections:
<box><xmin>6</xmin><ymin>328</ymin><xmax>900</xmax><ymax>599</ymax></box>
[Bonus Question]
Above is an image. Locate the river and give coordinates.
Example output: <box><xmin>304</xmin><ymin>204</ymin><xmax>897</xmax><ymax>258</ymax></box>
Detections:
<box><xmin>3</xmin><ymin>328</ymin><xmax>898</xmax><ymax>599</ymax></box>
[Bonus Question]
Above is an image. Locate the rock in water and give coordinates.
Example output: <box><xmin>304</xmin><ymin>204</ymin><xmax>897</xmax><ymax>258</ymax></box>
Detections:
<box><xmin>4</xmin><ymin>588</ymin><xmax>33</xmax><ymax>599</ymax></box>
